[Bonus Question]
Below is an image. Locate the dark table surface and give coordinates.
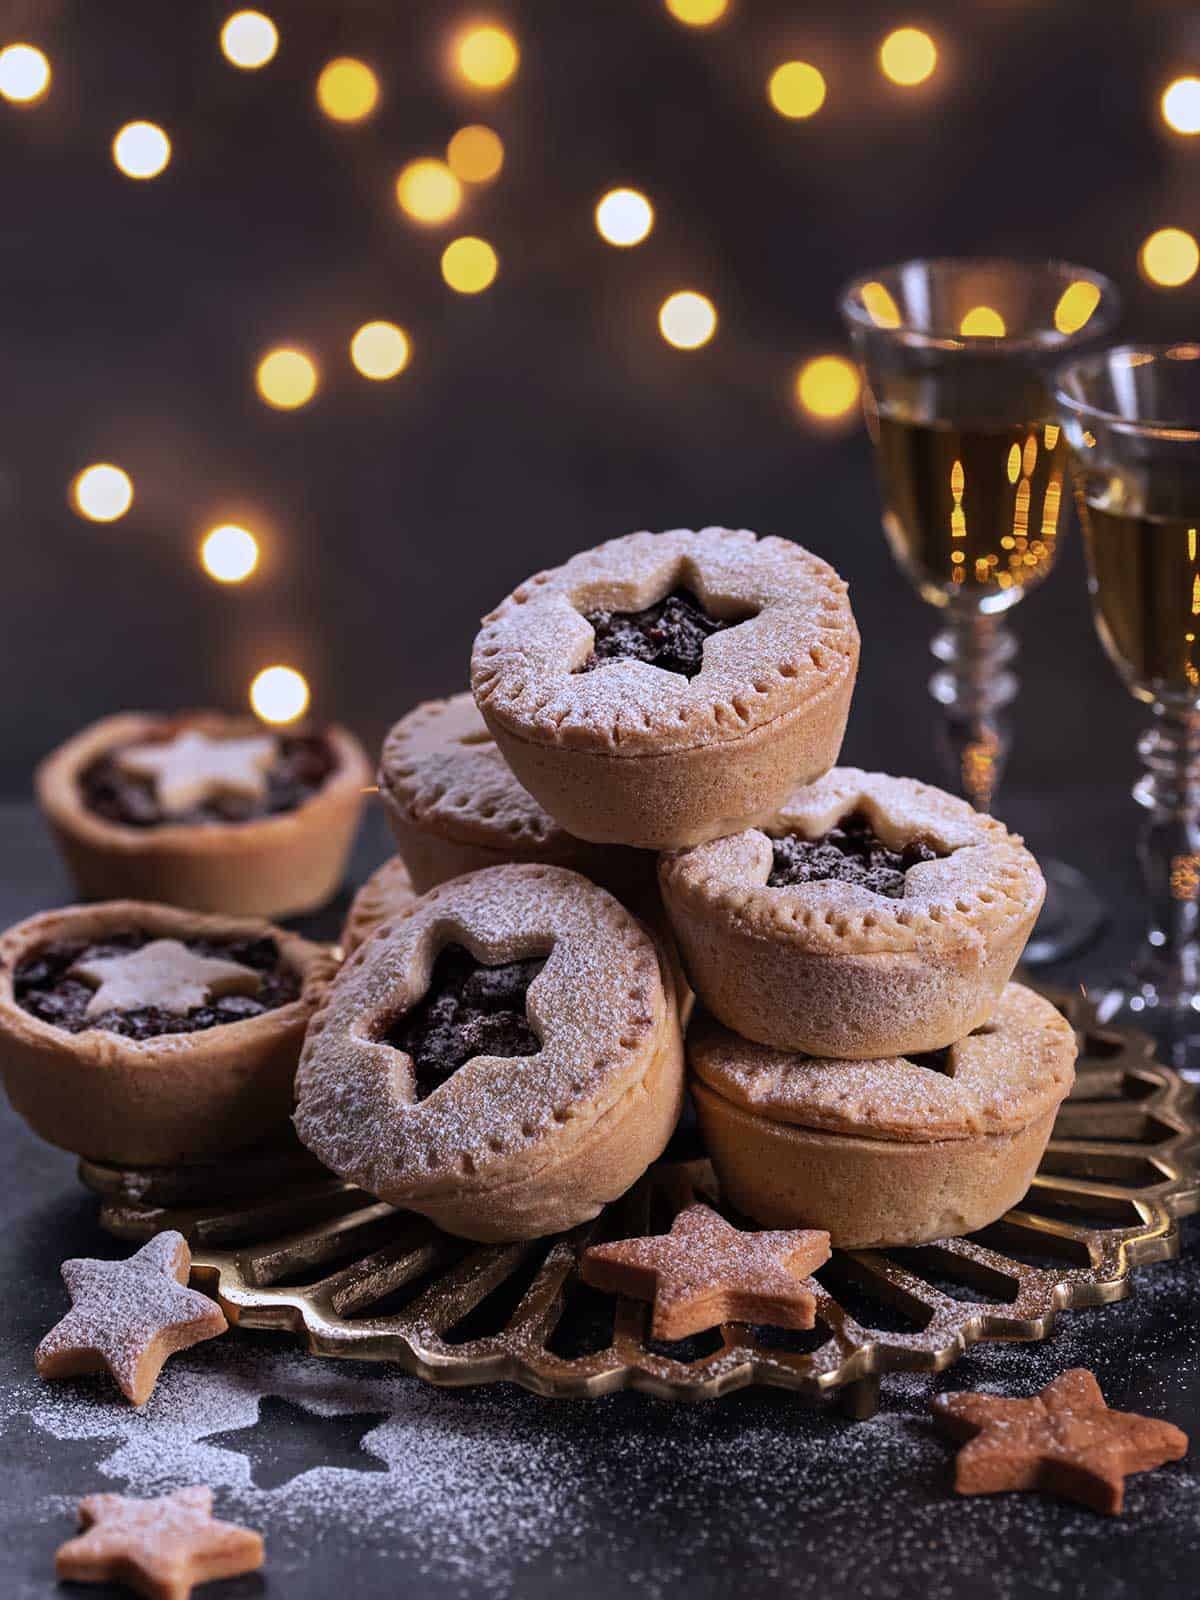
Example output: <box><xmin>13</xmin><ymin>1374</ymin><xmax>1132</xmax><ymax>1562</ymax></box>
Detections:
<box><xmin>1</xmin><ymin>795</ymin><xmax>1198</xmax><ymax>1600</ymax></box>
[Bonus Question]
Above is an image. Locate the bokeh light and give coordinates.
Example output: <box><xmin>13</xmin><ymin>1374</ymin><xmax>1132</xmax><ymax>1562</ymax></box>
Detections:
<box><xmin>112</xmin><ymin>122</ymin><xmax>172</xmax><ymax>180</ymax></box>
<box><xmin>595</xmin><ymin>188</ymin><xmax>654</xmax><ymax>247</ymax></box>
<box><xmin>1053</xmin><ymin>280</ymin><xmax>1102</xmax><ymax>335</ymax></box>
<box><xmin>350</xmin><ymin>321</ymin><xmax>411</xmax><ymax>379</ymax></box>
<box><xmin>446</xmin><ymin>124</ymin><xmax>504</xmax><ymax>183</ymax></box>
<box><xmin>250</xmin><ymin>665</ymin><xmax>309</xmax><ymax>724</ymax></box>
<box><xmin>665</xmin><ymin>0</ymin><xmax>728</xmax><ymax>26</ymax></box>
<box><xmin>71</xmin><ymin>464</ymin><xmax>133</xmax><ymax>523</ymax></box>
<box><xmin>768</xmin><ymin>62</ymin><xmax>826</xmax><ymax>119</ymax></box>
<box><xmin>879</xmin><ymin>27</ymin><xmax>937</xmax><ymax>87</ymax></box>
<box><xmin>658</xmin><ymin>291</ymin><xmax>717</xmax><ymax>350</ymax></box>
<box><xmin>0</xmin><ymin>43</ymin><xmax>50</xmax><ymax>104</ymax></box>
<box><xmin>861</xmin><ymin>280</ymin><xmax>902</xmax><ymax>329</ymax></box>
<box><xmin>442</xmin><ymin>236</ymin><xmax>499</xmax><ymax>293</ymax></box>
<box><xmin>1162</xmin><ymin>77</ymin><xmax>1200</xmax><ymax>136</ymax></box>
<box><xmin>316</xmin><ymin>57</ymin><xmax>379</xmax><ymax>123</ymax></box>
<box><xmin>1140</xmin><ymin>227</ymin><xmax>1200</xmax><ymax>287</ymax></box>
<box><xmin>395</xmin><ymin>159</ymin><xmax>462</xmax><ymax>224</ymax></box>
<box><xmin>200</xmin><ymin>525</ymin><xmax>259</xmax><ymax>583</ymax></box>
<box><xmin>795</xmin><ymin>356</ymin><xmax>860</xmax><ymax>421</ymax></box>
<box><xmin>959</xmin><ymin>305</ymin><xmax>1007</xmax><ymax>337</ymax></box>
<box><xmin>220</xmin><ymin>12</ymin><xmax>278</xmax><ymax>70</ymax></box>
<box><xmin>454</xmin><ymin>25</ymin><xmax>519</xmax><ymax>90</ymax></box>
<box><xmin>256</xmin><ymin>347</ymin><xmax>319</xmax><ymax>408</ymax></box>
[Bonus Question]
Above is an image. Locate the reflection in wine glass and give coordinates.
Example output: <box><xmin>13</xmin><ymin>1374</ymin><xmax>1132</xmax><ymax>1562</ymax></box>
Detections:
<box><xmin>840</xmin><ymin>258</ymin><xmax>1120</xmax><ymax>963</ymax></box>
<box><xmin>1056</xmin><ymin>343</ymin><xmax>1200</xmax><ymax>1074</ymax></box>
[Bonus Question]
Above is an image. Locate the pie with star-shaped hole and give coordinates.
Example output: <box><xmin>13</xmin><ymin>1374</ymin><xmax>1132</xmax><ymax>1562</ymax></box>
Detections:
<box><xmin>469</xmin><ymin>527</ymin><xmax>859</xmax><ymax>851</ymax></box>
<box><xmin>0</xmin><ymin>899</ymin><xmax>334</xmax><ymax>1164</ymax></box>
<box><xmin>36</xmin><ymin>710</ymin><xmax>370</xmax><ymax>918</ymax></box>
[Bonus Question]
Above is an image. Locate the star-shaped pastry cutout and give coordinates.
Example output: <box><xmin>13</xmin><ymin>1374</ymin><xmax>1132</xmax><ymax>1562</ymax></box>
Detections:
<box><xmin>203</xmin><ymin>1394</ymin><xmax>390</xmax><ymax>1489</ymax></box>
<box><xmin>56</xmin><ymin>1486</ymin><xmax>263</xmax><ymax>1600</ymax></box>
<box><xmin>70</xmin><ymin>939</ymin><xmax>260</xmax><ymax>1019</ymax></box>
<box><xmin>933</xmin><ymin>1367</ymin><xmax>1189</xmax><ymax>1514</ymax></box>
<box><xmin>36</xmin><ymin>1231</ymin><xmax>227</xmax><ymax>1407</ymax></box>
<box><xmin>116</xmin><ymin>729</ymin><xmax>277</xmax><ymax>815</ymax></box>
<box><xmin>580</xmin><ymin>1202</ymin><xmax>831</xmax><ymax>1341</ymax></box>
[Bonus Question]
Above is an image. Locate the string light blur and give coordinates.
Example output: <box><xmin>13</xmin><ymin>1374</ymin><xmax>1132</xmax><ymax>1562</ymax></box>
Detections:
<box><xmin>446</xmin><ymin>124</ymin><xmax>504</xmax><ymax>183</ymax></box>
<box><xmin>959</xmin><ymin>305</ymin><xmax>1007</xmax><ymax>337</ymax></box>
<box><xmin>454</xmin><ymin>25</ymin><xmax>519</xmax><ymax>90</ymax></box>
<box><xmin>395</xmin><ymin>159</ymin><xmax>462</xmax><ymax>224</ymax></box>
<box><xmin>595</xmin><ymin>188</ymin><xmax>654</xmax><ymax>247</ymax></box>
<box><xmin>112</xmin><ymin>122</ymin><xmax>172</xmax><ymax>180</ymax></box>
<box><xmin>1053</xmin><ymin>280</ymin><xmax>1101</xmax><ymax>335</ymax></box>
<box><xmin>665</xmin><ymin>0</ymin><xmax>729</xmax><ymax>26</ymax></box>
<box><xmin>71</xmin><ymin>464</ymin><xmax>133</xmax><ymax>523</ymax></box>
<box><xmin>1162</xmin><ymin>77</ymin><xmax>1200</xmax><ymax>136</ymax></box>
<box><xmin>768</xmin><ymin>62</ymin><xmax>826</xmax><ymax>119</ymax></box>
<box><xmin>861</xmin><ymin>280</ymin><xmax>902</xmax><ymax>329</ymax></box>
<box><xmin>658</xmin><ymin>292</ymin><xmax>717</xmax><ymax>350</ymax></box>
<box><xmin>256</xmin><ymin>347</ymin><xmax>319</xmax><ymax>408</ymax></box>
<box><xmin>795</xmin><ymin>356</ymin><xmax>860</xmax><ymax>421</ymax></box>
<box><xmin>316</xmin><ymin>57</ymin><xmax>379</xmax><ymax>122</ymax></box>
<box><xmin>220</xmin><ymin>12</ymin><xmax>278</xmax><ymax>70</ymax></box>
<box><xmin>442</xmin><ymin>237</ymin><xmax>499</xmax><ymax>294</ymax></box>
<box><xmin>1140</xmin><ymin>227</ymin><xmax>1200</xmax><ymax>287</ymax></box>
<box><xmin>200</xmin><ymin>525</ymin><xmax>259</xmax><ymax>583</ymax></box>
<box><xmin>879</xmin><ymin>28</ymin><xmax>937</xmax><ymax>87</ymax></box>
<box><xmin>0</xmin><ymin>43</ymin><xmax>50</xmax><ymax>104</ymax></box>
<box><xmin>250</xmin><ymin>665</ymin><xmax>309</xmax><ymax>725</ymax></box>
<box><xmin>350</xmin><ymin>321</ymin><xmax>411</xmax><ymax>379</ymax></box>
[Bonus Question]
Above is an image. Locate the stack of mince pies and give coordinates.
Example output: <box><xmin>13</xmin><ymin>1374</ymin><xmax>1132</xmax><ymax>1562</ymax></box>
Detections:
<box><xmin>1</xmin><ymin>526</ymin><xmax>1075</xmax><ymax>1258</ymax></box>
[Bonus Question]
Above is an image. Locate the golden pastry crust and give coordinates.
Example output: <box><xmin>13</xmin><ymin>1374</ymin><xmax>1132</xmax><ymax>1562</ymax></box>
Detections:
<box><xmin>379</xmin><ymin>693</ymin><xmax>645</xmax><ymax>894</ymax></box>
<box><xmin>293</xmin><ymin>864</ymin><xmax>684</xmax><ymax>1242</ymax></box>
<box><xmin>341</xmin><ymin>856</ymin><xmax>419</xmax><ymax>956</ymax></box>
<box><xmin>0</xmin><ymin>900</ymin><xmax>334</xmax><ymax>1165</ymax></box>
<box><xmin>36</xmin><ymin>711</ymin><xmax>370</xmax><ymax>919</ymax></box>
<box><xmin>470</xmin><ymin>528</ymin><xmax>859</xmax><ymax>849</ymax></box>
<box><xmin>690</xmin><ymin>983</ymin><xmax>1076</xmax><ymax>1248</ymax></box>
<box><xmin>660</xmin><ymin>767</ymin><xmax>1045</xmax><ymax>1057</ymax></box>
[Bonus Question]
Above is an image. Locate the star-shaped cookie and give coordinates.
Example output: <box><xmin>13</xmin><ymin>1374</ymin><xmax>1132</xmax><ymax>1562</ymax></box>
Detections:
<box><xmin>70</xmin><ymin>939</ymin><xmax>260</xmax><ymax>1019</ymax></box>
<box><xmin>56</xmin><ymin>1486</ymin><xmax>263</xmax><ymax>1600</ymax></box>
<box><xmin>580</xmin><ymin>1202</ymin><xmax>831</xmax><ymax>1340</ymax></box>
<box><xmin>36</xmin><ymin>1231</ymin><xmax>227</xmax><ymax>1406</ymax></box>
<box><xmin>933</xmin><ymin>1367</ymin><xmax>1189</xmax><ymax>1514</ymax></box>
<box><xmin>117</xmin><ymin>729</ymin><xmax>276</xmax><ymax>815</ymax></box>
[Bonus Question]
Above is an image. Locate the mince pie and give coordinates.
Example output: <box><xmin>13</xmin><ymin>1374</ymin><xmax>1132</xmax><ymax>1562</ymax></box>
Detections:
<box><xmin>470</xmin><ymin>527</ymin><xmax>859</xmax><ymax>850</ymax></box>
<box><xmin>36</xmin><ymin>711</ymin><xmax>370</xmax><ymax>918</ymax></box>
<box><xmin>379</xmin><ymin>693</ymin><xmax>645</xmax><ymax>895</ymax></box>
<box><xmin>293</xmin><ymin>863</ymin><xmax>684</xmax><ymax>1241</ymax></box>
<box><xmin>0</xmin><ymin>900</ymin><xmax>332</xmax><ymax>1164</ymax></box>
<box><xmin>689</xmin><ymin>983</ymin><xmax>1076</xmax><ymax>1248</ymax></box>
<box><xmin>659</xmin><ymin>767</ymin><xmax>1044</xmax><ymax>1058</ymax></box>
<box><xmin>341</xmin><ymin>855</ymin><xmax>419</xmax><ymax>956</ymax></box>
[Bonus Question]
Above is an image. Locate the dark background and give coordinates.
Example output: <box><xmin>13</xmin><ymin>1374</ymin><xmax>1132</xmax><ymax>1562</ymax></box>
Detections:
<box><xmin>5</xmin><ymin>0</ymin><xmax>1198</xmax><ymax>831</ymax></box>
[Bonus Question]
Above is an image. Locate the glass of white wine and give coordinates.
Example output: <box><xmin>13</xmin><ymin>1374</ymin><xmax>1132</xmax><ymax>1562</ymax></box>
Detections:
<box><xmin>840</xmin><ymin>257</ymin><xmax>1120</xmax><ymax>963</ymax></box>
<box><xmin>1056</xmin><ymin>343</ymin><xmax>1200</xmax><ymax>1073</ymax></box>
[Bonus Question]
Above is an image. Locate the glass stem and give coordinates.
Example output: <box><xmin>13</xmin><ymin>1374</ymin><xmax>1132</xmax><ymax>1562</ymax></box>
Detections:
<box><xmin>928</xmin><ymin>606</ymin><xmax>1018</xmax><ymax>810</ymax></box>
<box><xmin>1133</xmin><ymin>705</ymin><xmax>1200</xmax><ymax>987</ymax></box>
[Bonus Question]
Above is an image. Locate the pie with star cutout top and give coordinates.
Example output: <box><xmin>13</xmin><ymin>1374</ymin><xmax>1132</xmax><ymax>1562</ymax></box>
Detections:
<box><xmin>0</xmin><ymin>899</ymin><xmax>334</xmax><ymax>1164</ymax></box>
<box><xmin>36</xmin><ymin>709</ymin><xmax>371</xmax><ymax>918</ymax></box>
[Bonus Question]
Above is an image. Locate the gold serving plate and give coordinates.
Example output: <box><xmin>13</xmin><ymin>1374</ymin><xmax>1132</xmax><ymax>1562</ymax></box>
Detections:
<box><xmin>79</xmin><ymin>988</ymin><xmax>1199</xmax><ymax>1420</ymax></box>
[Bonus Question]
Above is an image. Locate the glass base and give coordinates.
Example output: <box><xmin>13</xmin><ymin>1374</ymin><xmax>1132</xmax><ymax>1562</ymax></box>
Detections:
<box><xmin>1020</xmin><ymin>857</ymin><xmax>1108</xmax><ymax>967</ymax></box>
<box><xmin>1088</xmin><ymin>958</ymin><xmax>1200</xmax><ymax>1081</ymax></box>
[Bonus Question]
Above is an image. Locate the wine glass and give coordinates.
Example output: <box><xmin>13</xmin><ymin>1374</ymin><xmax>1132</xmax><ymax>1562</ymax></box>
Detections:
<box><xmin>839</xmin><ymin>257</ymin><xmax>1120</xmax><ymax>964</ymax></box>
<box><xmin>1056</xmin><ymin>343</ymin><xmax>1200</xmax><ymax>1075</ymax></box>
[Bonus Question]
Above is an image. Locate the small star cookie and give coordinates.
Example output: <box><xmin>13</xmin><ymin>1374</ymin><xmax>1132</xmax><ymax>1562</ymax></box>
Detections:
<box><xmin>117</xmin><ymin>729</ymin><xmax>276</xmax><ymax>815</ymax></box>
<box><xmin>933</xmin><ymin>1367</ymin><xmax>1189</xmax><ymax>1514</ymax></box>
<box><xmin>36</xmin><ymin>1231</ymin><xmax>227</xmax><ymax>1406</ymax></box>
<box><xmin>70</xmin><ymin>939</ymin><xmax>260</xmax><ymax>1018</ymax></box>
<box><xmin>580</xmin><ymin>1202</ymin><xmax>831</xmax><ymax>1340</ymax></box>
<box><xmin>56</xmin><ymin>1486</ymin><xmax>264</xmax><ymax>1600</ymax></box>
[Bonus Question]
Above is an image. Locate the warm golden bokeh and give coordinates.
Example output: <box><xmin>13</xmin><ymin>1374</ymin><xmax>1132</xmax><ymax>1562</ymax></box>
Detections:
<box><xmin>768</xmin><ymin>61</ymin><xmax>826</xmax><ymax>119</ymax></box>
<box><xmin>256</xmin><ymin>348</ymin><xmax>319</xmax><ymax>408</ymax></box>
<box><xmin>453</xmin><ymin>25</ymin><xmax>519</xmax><ymax>89</ymax></box>
<box><xmin>442</xmin><ymin>236</ymin><xmax>499</xmax><ymax>293</ymax></box>
<box><xmin>1140</xmin><ymin>227</ymin><xmax>1200</xmax><ymax>287</ymax></box>
<box><xmin>220</xmin><ymin>12</ymin><xmax>278</xmax><ymax>70</ymax></box>
<box><xmin>316</xmin><ymin>57</ymin><xmax>380</xmax><ymax>122</ymax></box>
<box><xmin>200</xmin><ymin>525</ymin><xmax>259</xmax><ymax>583</ymax></box>
<box><xmin>860</xmin><ymin>280</ymin><xmax>902</xmax><ymax>329</ymax></box>
<box><xmin>446</xmin><ymin>124</ymin><xmax>505</xmax><ymax>183</ymax></box>
<box><xmin>665</xmin><ymin>0</ymin><xmax>729</xmax><ymax>26</ymax></box>
<box><xmin>0</xmin><ymin>43</ymin><xmax>50</xmax><ymax>104</ymax></box>
<box><xmin>879</xmin><ymin>27</ymin><xmax>937</xmax><ymax>87</ymax></box>
<box><xmin>959</xmin><ymin>305</ymin><xmax>1007</xmax><ymax>338</ymax></box>
<box><xmin>1053</xmin><ymin>280</ymin><xmax>1102</xmax><ymax>335</ymax></box>
<box><xmin>395</xmin><ymin>159</ymin><xmax>462</xmax><ymax>224</ymax></box>
<box><xmin>658</xmin><ymin>291</ymin><xmax>717</xmax><ymax>350</ymax></box>
<box><xmin>795</xmin><ymin>356</ymin><xmax>860</xmax><ymax>420</ymax></box>
<box><xmin>250</xmin><ymin>665</ymin><xmax>310</xmax><ymax>724</ymax></box>
<box><xmin>112</xmin><ymin>122</ymin><xmax>172</xmax><ymax>180</ymax></box>
<box><xmin>595</xmin><ymin>188</ymin><xmax>655</xmax><ymax>247</ymax></box>
<box><xmin>350</xmin><ymin>321</ymin><xmax>411</xmax><ymax>379</ymax></box>
<box><xmin>71</xmin><ymin>465</ymin><xmax>134</xmax><ymax>523</ymax></box>
<box><xmin>1161</xmin><ymin>76</ymin><xmax>1200</xmax><ymax>135</ymax></box>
